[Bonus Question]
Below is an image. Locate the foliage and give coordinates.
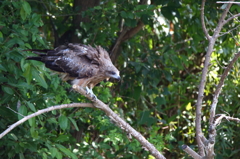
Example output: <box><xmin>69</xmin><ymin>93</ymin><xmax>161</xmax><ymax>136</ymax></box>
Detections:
<box><xmin>0</xmin><ymin>0</ymin><xmax>239</xmax><ymax>158</ymax></box>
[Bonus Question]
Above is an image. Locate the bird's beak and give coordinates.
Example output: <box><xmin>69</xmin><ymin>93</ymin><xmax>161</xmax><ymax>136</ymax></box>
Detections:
<box><xmin>110</xmin><ymin>74</ymin><xmax>121</xmax><ymax>82</ymax></box>
<box><xmin>116</xmin><ymin>76</ymin><xmax>121</xmax><ymax>82</ymax></box>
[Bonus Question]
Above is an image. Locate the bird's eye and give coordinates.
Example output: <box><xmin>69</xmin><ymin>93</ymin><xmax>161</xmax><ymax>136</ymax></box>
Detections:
<box><xmin>109</xmin><ymin>71</ymin><xmax>115</xmax><ymax>75</ymax></box>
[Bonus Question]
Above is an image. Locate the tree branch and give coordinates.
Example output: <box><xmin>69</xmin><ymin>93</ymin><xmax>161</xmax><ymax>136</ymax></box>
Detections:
<box><xmin>204</xmin><ymin>52</ymin><xmax>240</xmax><ymax>157</ymax></box>
<box><xmin>122</xmin><ymin>21</ymin><xmax>145</xmax><ymax>42</ymax></box>
<box><xmin>223</xmin><ymin>13</ymin><xmax>240</xmax><ymax>26</ymax></box>
<box><xmin>0</xmin><ymin>103</ymin><xmax>94</xmax><ymax>139</ymax></box>
<box><xmin>201</xmin><ymin>0</ymin><xmax>211</xmax><ymax>40</ymax></box>
<box><xmin>218</xmin><ymin>24</ymin><xmax>240</xmax><ymax>37</ymax></box>
<box><xmin>72</xmin><ymin>85</ymin><xmax>166</xmax><ymax>159</ymax></box>
<box><xmin>182</xmin><ymin>145</ymin><xmax>202</xmax><ymax>159</ymax></box>
<box><xmin>110</xmin><ymin>0</ymin><xmax>148</xmax><ymax>63</ymax></box>
<box><xmin>214</xmin><ymin>114</ymin><xmax>240</xmax><ymax>125</ymax></box>
<box><xmin>195</xmin><ymin>0</ymin><xmax>234</xmax><ymax>156</ymax></box>
<box><xmin>209</xmin><ymin>51</ymin><xmax>240</xmax><ymax>124</ymax></box>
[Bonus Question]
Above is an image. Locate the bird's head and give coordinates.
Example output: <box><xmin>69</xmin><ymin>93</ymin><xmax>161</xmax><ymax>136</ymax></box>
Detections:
<box><xmin>106</xmin><ymin>67</ymin><xmax>121</xmax><ymax>82</ymax></box>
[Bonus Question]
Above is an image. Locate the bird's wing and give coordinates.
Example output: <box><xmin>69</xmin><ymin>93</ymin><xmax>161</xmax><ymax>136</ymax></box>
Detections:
<box><xmin>53</xmin><ymin>44</ymin><xmax>100</xmax><ymax>79</ymax></box>
<box><xmin>26</xmin><ymin>43</ymin><xmax>105</xmax><ymax>80</ymax></box>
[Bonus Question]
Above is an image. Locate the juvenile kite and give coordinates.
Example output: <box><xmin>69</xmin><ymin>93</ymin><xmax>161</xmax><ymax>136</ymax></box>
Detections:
<box><xmin>26</xmin><ymin>43</ymin><xmax>120</xmax><ymax>98</ymax></box>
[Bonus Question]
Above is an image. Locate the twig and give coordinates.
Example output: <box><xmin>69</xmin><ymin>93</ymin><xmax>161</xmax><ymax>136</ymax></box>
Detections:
<box><xmin>218</xmin><ymin>25</ymin><xmax>240</xmax><ymax>37</ymax></box>
<box><xmin>72</xmin><ymin>85</ymin><xmax>166</xmax><ymax>159</ymax></box>
<box><xmin>0</xmin><ymin>103</ymin><xmax>94</xmax><ymax>139</ymax></box>
<box><xmin>223</xmin><ymin>13</ymin><xmax>240</xmax><ymax>26</ymax></box>
<box><xmin>216</xmin><ymin>1</ymin><xmax>240</xmax><ymax>4</ymax></box>
<box><xmin>7</xmin><ymin>105</ymin><xmax>24</xmax><ymax>117</ymax></box>
<box><xmin>209</xmin><ymin>51</ymin><xmax>240</xmax><ymax>124</ymax></box>
<box><xmin>215</xmin><ymin>114</ymin><xmax>240</xmax><ymax>124</ymax></box>
<box><xmin>201</xmin><ymin>0</ymin><xmax>211</xmax><ymax>40</ymax></box>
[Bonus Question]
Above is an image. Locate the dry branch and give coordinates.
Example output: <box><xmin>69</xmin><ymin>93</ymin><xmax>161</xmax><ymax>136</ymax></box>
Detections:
<box><xmin>0</xmin><ymin>103</ymin><xmax>94</xmax><ymax>139</ymax></box>
<box><xmin>72</xmin><ymin>85</ymin><xmax>166</xmax><ymax>159</ymax></box>
<box><xmin>194</xmin><ymin>0</ymin><xmax>234</xmax><ymax>157</ymax></box>
<box><xmin>210</xmin><ymin>51</ymin><xmax>240</xmax><ymax>124</ymax></box>
<box><xmin>0</xmin><ymin>86</ymin><xmax>166</xmax><ymax>159</ymax></box>
<box><xmin>182</xmin><ymin>145</ymin><xmax>202</xmax><ymax>159</ymax></box>
<box><xmin>201</xmin><ymin>0</ymin><xmax>210</xmax><ymax>40</ymax></box>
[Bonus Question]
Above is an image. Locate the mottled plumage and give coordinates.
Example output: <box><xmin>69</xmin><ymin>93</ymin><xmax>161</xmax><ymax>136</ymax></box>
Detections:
<box><xmin>26</xmin><ymin>43</ymin><xmax>120</xmax><ymax>97</ymax></box>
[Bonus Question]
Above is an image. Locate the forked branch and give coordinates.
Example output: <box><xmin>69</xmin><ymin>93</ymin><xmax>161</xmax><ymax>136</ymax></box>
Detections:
<box><xmin>210</xmin><ymin>51</ymin><xmax>240</xmax><ymax>124</ymax></box>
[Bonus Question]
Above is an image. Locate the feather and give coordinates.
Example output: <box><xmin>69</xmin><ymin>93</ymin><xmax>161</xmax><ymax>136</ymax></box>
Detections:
<box><xmin>26</xmin><ymin>43</ymin><xmax>120</xmax><ymax>95</ymax></box>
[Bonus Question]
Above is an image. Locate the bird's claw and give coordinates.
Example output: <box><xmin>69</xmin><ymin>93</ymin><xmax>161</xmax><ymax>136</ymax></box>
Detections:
<box><xmin>85</xmin><ymin>87</ymin><xmax>97</xmax><ymax>101</ymax></box>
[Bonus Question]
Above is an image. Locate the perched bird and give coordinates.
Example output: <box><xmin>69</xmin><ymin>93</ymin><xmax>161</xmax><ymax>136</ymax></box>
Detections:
<box><xmin>26</xmin><ymin>43</ymin><xmax>120</xmax><ymax>98</ymax></box>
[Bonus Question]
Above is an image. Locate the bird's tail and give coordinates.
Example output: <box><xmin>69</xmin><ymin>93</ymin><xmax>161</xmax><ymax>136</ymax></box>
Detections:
<box><xmin>26</xmin><ymin>56</ymin><xmax>42</xmax><ymax>62</ymax></box>
<box><xmin>25</xmin><ymin>49</ymin><xmax>52</xmax><ymax>62</ymax></box>
<box><xmin>25</xmin><ymin>49</ymin><xmax>66</xmax><ymax>73</ymax></box>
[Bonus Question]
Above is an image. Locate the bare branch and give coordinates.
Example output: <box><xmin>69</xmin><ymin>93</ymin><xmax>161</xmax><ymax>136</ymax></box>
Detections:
<box><xmin>217</xmin><ymin>1</ymin><xmax>240</xmax><ymax>4</ymax></box>
<box><xmin>122</xmin><ymin>21</ymin><xmax>145</xmax><ymax>42</ymax></box>
<box><xmin>218</xmin><ymin>24</ymin><xmax>240</xmax><ymax>37</ymax></box>
<box><xmin>214</xmin><ymin>114</ymin><xmax>240</xmax><ymax>124</ymax></box>
<box><xmin>201</xmin><ymin>0</ymin><xmax>211</xmax><ymax>40</ymax></box>
<box><xmin>223</xmin><ymin>13</ymin><xmax>240</xmax><ymax>26</ymax></box>
<box><xmin>210</xmin><ymin>51</ymin><xmax>240</xmax><ymax>124</ymax></box>
<box><xmin>0</xmin><ymin>103</ymin><xmax>94</xmax><ymax>139</ymax></box>
<box><xmin>72</xmin><ymin>85</ymin><xmax>166</xmax><ymax>159</ymax></box>
<box><xmin>182</xmin><ymin>145</ymin><xmax>202</xmax><ymax>159</ymax></box>
<box><xmin>195</xmin><ymin>0</ymin><xmax>234</xmax><ymax>156</ymax></box>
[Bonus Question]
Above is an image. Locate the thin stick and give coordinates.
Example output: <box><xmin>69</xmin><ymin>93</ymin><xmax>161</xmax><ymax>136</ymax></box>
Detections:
<box><xmin>0</xmin><ymin>103</ymin><xmax>94</xmax><ymax>139</ymax></box>
<box><xmin>209</xmin><ymin>51</ymin><xmax>240</xmax><ymax>124</ymax></box>
<box><xmin>73</xmin><ymin>85</ymin><xmax>166</xmax><ymax>159</ymax></box>
<box><xmin>201</xmin><ymin>0</ymin><xmax>211</xmax><ymax>40</ymax></box>
<box><xmin>216</xmin><ymin>1</ymin><xmax>240</xmax><ymax>4</ymax></box>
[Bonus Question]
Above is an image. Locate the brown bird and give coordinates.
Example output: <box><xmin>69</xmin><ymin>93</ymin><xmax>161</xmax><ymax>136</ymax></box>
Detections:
<box><xmin>26</xmin><ymin>43</ymin><xmax>120</xmax><ymax>98</ymax></box>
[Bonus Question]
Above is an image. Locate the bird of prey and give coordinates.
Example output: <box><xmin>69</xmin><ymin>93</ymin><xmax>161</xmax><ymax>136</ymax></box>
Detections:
<box><xmin>26</xmin><ymin>43</ymin><xmax>120</xmax><ymax>98</ymax></box>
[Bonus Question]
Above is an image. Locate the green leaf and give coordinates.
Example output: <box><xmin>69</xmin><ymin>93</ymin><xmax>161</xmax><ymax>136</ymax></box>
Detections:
<box><xmin>20</xmin><ymin>1</ymin><xmax>31</xmax><ymax>20</ymax></box>
<box><xmin>18</xmin><ymin>105</ymin><xmax>27</xmax><ymax>120</ymax></box>
<box><xmin>32</xmin><ymin>68</ymin><xmax>48</xmax><ymax>89</ymax></box>
<box><xmin>28</xmin><ymin>116</ymin><xmax>35</xmax><ymax>127</ymax></box>
<box><xmin>30</xmin><ymin>126</ymin><xmax>38</xmax><ymax>138</ymax></box>
<box><xmin>9</xmin><ymin>133</ymin><xmax>18</xmax><ymax>141</ymax></box>
<box><xmin>0</xmin><ymin>31</ymin><xmax>3</xmax><ymax>42</ymax></box>
<box><xmin>133</xmin><ymin>86</ymin><xmax>141</xmax><ymax>100</ymax></box>
<box><xmin>68</xmin><ymin>117</ymin><xmax>79</xmax><ymax>131</ymax></box>
<box><xmin>50</xmin><ymin>147</ymin><xmax>59</xmax><ymax>158</ymax></box>
<box><xmin>0</xmin><ymin>64</ymin><xmax>7</xmax><ymax>72</ymax></box>
<box><xmin>56</xmin><ymin>135</ymin><xmax>70</xmax><ymax>142</ymax></box>
<box><xmin>27</xmin><ymin>102</ymin><xmax>36</xmax><ymax>112</ymax></box>
<box><xmin>120</xmin><ymin>11</ymin><xmax>127</xmax><ymax>18</ymax></box>
<box><xmin>22</xmin><ymin>63</ymin><xmax>32</xmax><ymax>84</ymax></box>
<box><xmin>155</xmin><ymin>96</ymin><xmax>166</xmax><ymax>106</ymax></box>
<box><xmin>58</xmin><ymin>115</ymin><xmax>68</xmax><ymax>130</ymax></box>
<box><xmin>56</xmin><ymin>144</ymin><xmax>78</xmax><ymax>159</ymax></box>
<box><xmin>6</xmin><ymin>38</ymin><xmax>24</xmax><ymax>48</ymax></box>
<box><xmin>2</xmin><ymin>86</ymin><xmax>14</xmax><ymax>95</ymax></box>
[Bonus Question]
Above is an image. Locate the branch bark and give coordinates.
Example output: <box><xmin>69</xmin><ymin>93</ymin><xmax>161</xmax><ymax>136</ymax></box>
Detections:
<box><xmin>0</xmin><ymin>87</ymin><xmax>166</xmax><ymax>159</ymax></box>
<box><xmin>222</xmin><ymin>13</ymin><xmax>240</xmax><ymax>26</ymax></box>
<box><xmin>110</xmin><ymin>0</ymin><xmax>147</xmax><ymax>63</ymax></box>
<box><xmin>209</xmin><ymin>51</ymin><xmax>240</xmax><ymax>124</ymax></box>
<box><xmin>72</xmin><ymin>85</ymin><xmax>166</xmax><ymax>159</ymax></box>
<box><xmin>201</xmin><ymin>0</ymin><xmax>210</xmax><ymax>40</ymax></box>
<box><xmin>195</xmin><ymin>0</ymin><xmax>234</xmax><ymax>157</ymax></box>
<box><xmin>0</xmin><ymin>103</ymin><xmax>94</xmax><ymax>139</ymax></box>
<box><xmin>182</xmin><ymin>145</ymin><xmax>202</xmax><ymax>159</ymax></box>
